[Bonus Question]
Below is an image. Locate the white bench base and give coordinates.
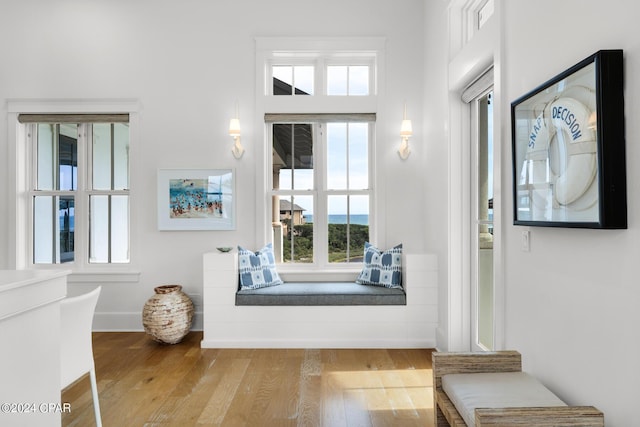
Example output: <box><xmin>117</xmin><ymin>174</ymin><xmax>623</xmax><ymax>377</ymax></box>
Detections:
<box><xmin>201</xmin><ymin>251</ymin><xmax>438</xmax><ymax>348</ymax></box>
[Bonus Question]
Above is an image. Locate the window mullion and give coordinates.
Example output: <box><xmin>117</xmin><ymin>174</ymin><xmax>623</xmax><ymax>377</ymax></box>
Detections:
<box><xmin>291</xmin><ymin>124</ymin><xmax>296</xmax><ymax>190</ymax></box>
<box><xmin>76</xmin><ymin>123</ymin><xmax>89</xmax><ymax>267</ymax></box>
<box><xmin>345</xmin><ymin>124</ymin><xmax>351</xmax><ymax>261</ymax></box>
<box><xmin>368</xmin><ymin>122</ymin><xmax>375</xmax><ymax>243</ymax></box>
<box><xmin>289</xmin><ymin>125</ymin><xmax>296</xmax><ymax>262</ymax></box>
<box><xmin>27</xmin><ymin>124</ymin><xmax>36</xmax><ymax>266</ymax></box>
<box><xmin>54</xmin><ymin>124</ymin><xmax>60</xmax><ymax>191</ymax></box>
<box><xmin>110</xmin><ymin>123</ymin><xmax>115</xmax><ymax>190</ymax></box>
<box><xmin>29</xmin><ymin>124</ymin><xmax>38</xmax><ymax>192</ymax></box>
<box><xmin>108</xmin><ymin>195</ymin><xmax>112</xmax><ymax>263</ymax></box>
<box><xmin>30</xmin><ymin>190</ymin><xmax>75</xmax><ymax>197</ymax></box>
<box><xmin>51</xmin><ymin>195</ymin><xmax>59</xmax><ymax>263</ymax></box>
<box><xmin>89</xmin><ymin>189</ymin><xmax>129</xmax><ymax>196</ymax></box>
<box><xmin>317</xmin><ymin>57</ymin><xmax>325</xmax><ymax>96</ymax></box>
<box><xmin>369</xmin><ymin>61</ymin><xmax>375</xmax><ymax>96</ymax></box>
<box><xmin>315</xmin><ymin>123</ymin><xmax>328</xmax><ymax>266</ymax></box>
<box><xmin>109</xmin><ymin>124</ymin><xmax>115</xmax><ymax>263</ymax></box>
<box><xmin>346</xmin><ymin>123</ymin><xmax>351</xmax><ymax>190</ymax></box>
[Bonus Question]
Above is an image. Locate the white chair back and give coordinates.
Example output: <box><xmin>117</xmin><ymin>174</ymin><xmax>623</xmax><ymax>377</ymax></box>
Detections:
<box><xmin>60</xmin><ymin>286</ymin><xmax>102</xmax><ymax>426</ymax></box>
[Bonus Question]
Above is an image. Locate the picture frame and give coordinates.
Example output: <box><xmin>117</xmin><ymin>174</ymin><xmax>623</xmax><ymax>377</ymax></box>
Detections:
<box><xmin>157</xmin><ymin>169</ymin><xmax>235</xmax><ymax>230</ymax></box>
<box><xmin>511</xmin><ymin>50</ymin><xmax>626</xmax><ymax>229</ymax></box>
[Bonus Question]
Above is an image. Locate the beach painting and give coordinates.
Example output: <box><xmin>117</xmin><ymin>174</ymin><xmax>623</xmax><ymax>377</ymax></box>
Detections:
<box><xmin>158</xmin><ymin>169</ymin><xmax>235</xmax><ymax>230</ymax></box>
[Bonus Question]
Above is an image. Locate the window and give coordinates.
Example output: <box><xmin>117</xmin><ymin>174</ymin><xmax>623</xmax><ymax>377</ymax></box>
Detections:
<box><xmin>256</xmin><ymin>37</ymin><xmax>384</xmax><ymax>272</ymax></box>
<box><xmin>273</xmin><ymin>65</ymin><xmax>314</xmax><ymax>95</ymax></box>
<box><xmin>327</xmin><ymin>65</ymin><xmax>370</xmax><ymax>96</ymax></box>
<box><xmin>269</xmin><ymin>118</ymin><xmax>373</xmax><ymax>265</ymax></box>
<box><xmin>478</xmin><ymin>0</ymin><xmax>495</xmax><ymax>30</ymax></box>
<box><xmin>270</xmin><ymin>63</ymin><xmax>372</xmax><ymax>97</ymax></box>
<box><xmin>21</xmin><ymin>114</ymin><xmax>130</xmax><ymax>266</ymax></box>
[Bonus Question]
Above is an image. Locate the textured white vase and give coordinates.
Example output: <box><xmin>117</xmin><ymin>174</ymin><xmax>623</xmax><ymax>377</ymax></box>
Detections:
<box><xmin>142</xmin><ymin>285</ymin><xmax>194</xmax><ymax>344</ymax></box>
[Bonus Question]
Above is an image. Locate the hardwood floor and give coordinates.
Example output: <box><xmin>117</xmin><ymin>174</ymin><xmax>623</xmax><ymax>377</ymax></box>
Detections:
<box><xmin>62</xmin><ymin>332</ymin><xmax>435</xmax><ymax>427</ymax></box>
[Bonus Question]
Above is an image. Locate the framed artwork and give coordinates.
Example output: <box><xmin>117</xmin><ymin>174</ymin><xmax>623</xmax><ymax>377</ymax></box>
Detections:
<box><xmin>511</xmin><ymin>50</ymin><xmax>626</xmax><ymax>229</ymax></box>
<box><xmin>157</xmin><ymin>169</ymin><xmax>235</xmax><ymax>230</ymax></box>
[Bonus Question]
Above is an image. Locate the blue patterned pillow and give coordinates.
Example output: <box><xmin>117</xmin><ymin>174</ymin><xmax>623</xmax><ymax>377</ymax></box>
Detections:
<box><xmin>356</xmin><ymin>242</ymin><xmax>403</xmax><ymax>289</ymax></box>
<box><xmin>237</xmin><ymin>243</ymin><xmax>283</xmax><ymax>290</ymax></box>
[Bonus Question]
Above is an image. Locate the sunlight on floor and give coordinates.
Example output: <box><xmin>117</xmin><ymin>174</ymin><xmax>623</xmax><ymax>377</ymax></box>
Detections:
<box><xmin>326</xmin><ymin>369</ymin><xmax>433</xmax><ymax>411</ymax></box>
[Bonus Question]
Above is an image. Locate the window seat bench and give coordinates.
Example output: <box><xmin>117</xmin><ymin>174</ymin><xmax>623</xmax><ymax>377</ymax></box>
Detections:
<box><xmin>201</xmin><ymin>251</ymin><xmax>438</xmax><ymax>348</ymax></box>
<box><xmin>235</xmin><ymin>281</ymin><xmax>406</xmax><ymax>306</ymax></box>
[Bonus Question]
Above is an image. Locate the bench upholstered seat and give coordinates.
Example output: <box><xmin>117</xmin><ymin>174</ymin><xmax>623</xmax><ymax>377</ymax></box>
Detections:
<box><xmin>236</xmin><ymin>281</ymin><xmax>406</xmax><ymax>306</ymax></box>
<box><xmin>442</xmin><ymin>372</ymin><xmax>566</xmax><ymax>427</ymax></box>
<box><xmin>432</xmin><ymin>351</ymin><xmax>604</xmax><ymax>427</ymax></box>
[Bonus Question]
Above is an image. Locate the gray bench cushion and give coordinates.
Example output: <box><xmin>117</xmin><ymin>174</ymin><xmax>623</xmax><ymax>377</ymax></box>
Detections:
<box><xmin>442</xmin><ymin>372</ymin><xmax>567</xmax><ymax>427</ymax></box>
<box><xmin>236</xmin><ymin>281</ymin><xmax>406</xmax><ymax>306</ymax></box>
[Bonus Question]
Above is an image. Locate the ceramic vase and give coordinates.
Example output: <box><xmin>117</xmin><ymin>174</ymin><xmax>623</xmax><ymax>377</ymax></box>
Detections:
<box><xmin>142</xmin><ymin>284</ymin><xmax>194</xmax><ymax>344</ymax></box>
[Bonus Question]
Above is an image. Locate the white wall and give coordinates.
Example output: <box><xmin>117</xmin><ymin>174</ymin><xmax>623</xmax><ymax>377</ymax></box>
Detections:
<box><xmin>0</xmin><ymin>1</ymin><xmax>427</xmax><ymax>330</ymax></box>
<box><xmin>421</xmin><ymin>0</ymin><xmax>639</xmax><ymax>423</ymax></box>
<box><xmin>423</xmin><ymin>0</ymin><xmax>452</xmax><ymax>352</ymax></box>
<box><xmin>501</xmin><ymin>1</ymin><xmax>640</xmax><ymax>424</ymax></box>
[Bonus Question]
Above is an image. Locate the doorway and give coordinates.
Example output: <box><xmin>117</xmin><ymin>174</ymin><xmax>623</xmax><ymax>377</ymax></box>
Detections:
<box><xmin>470</xmin><ymin>89</ymin><xmax>494</xmax><ymax>351</ymax></box>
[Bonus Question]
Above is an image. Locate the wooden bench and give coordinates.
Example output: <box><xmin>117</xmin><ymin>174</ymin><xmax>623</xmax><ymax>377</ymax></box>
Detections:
<box><xmin>432</xmin><ymin>351</ymin><xmax>604</xmax><ymax>427</ymax></box>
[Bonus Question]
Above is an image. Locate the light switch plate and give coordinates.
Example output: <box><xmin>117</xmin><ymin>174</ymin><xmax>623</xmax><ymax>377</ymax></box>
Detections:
<box><xmin>521</xmin><ymin>230</ymin><xmax>530</xmax><ymax>252</ymax></box>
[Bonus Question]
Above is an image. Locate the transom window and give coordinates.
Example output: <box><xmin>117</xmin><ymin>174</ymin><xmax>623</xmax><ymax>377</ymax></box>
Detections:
<box><xmin>273</xmin><ymin>65</ymin><xmax>315</xmax><ymax>95</ymax></box>
<box><xmin>268</xmin><ymin>62</ymin><xmax>373</xmax><ymax>96</ymax></box>
<box><xmin>20</xmin><ymin>114</ymin><xmax>130</xmax><ymax>265</ymax></box>
<box><xmin>327</xmin><ymin>65</ymin><xmax>370</xmax><ymax>96</ymax></box>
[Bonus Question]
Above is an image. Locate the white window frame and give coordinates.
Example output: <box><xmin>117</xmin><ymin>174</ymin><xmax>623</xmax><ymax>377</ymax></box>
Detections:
<box><xmin>462</xmin><ymin>0</ymin><xmax>495</xmax><ymax>44</ymax></box>
<box><xmin>325</xmin><ymin>62</ymin><xmax>374</xmax><ymax>96</ymax></box>
<box><xmin>255</xmin><ymin>37</ymin><xmax>385</xmax><ymax>278</ymax></box>
<box><xmin>469</xmin><ymin>87</ymin><xmax>494</xmax><ymax>352</ymax></box>
<box><xmin>267</xmin><ymin>58</ymin><xmax>376</xmax><ymax>97</ymax></box>
<box><xmin>7</xmin><ymin>100</ymin><xmax>141</xmax><ymax>283</ymax></box>
<box><xmin>270</xmin><ymin>63</ymin><xmax>317</xmax><ymax>96</ymax></box>
<box><xmin>269</xmin><ymin>119</ymin><xmax>374</xmax><ymax>267</ymax></box>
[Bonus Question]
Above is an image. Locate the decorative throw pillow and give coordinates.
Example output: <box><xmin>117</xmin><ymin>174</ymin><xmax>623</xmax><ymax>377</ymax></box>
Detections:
<box><xmin>356</xmin><ymin>242</ymin><xmax>403</xmax><ymax>289</ymax></box>
<box><xmin>237</xmin><ymin>243</ymin><xmax>283</xmax><ymax>290</ymax></box>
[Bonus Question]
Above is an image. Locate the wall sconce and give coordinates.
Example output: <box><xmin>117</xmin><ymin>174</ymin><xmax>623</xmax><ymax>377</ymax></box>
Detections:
<box><xmin>229</xmin><ymin>105</ymin><xmax>244</xmax><ymax>159</ymax></box>
<box><xmin>398</xmin><ymin>102</ymin><xmax>413</xmax><ymax>160</ymax></box>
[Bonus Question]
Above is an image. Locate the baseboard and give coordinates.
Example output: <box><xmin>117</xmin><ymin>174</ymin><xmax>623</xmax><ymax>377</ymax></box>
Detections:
<box><xmin>200</xmin><ymin>338</ymin><xmax>437</xmax><ymax>349</ymax></box>
<box><xmin>93</xmin><ymin>311</ymin><xmax>203</xmax><ymax>331</ymax></box>
<box><xmin>436</xmin><ymin>326</ymin><xmax>447</xmax><ymax>352</ymax></box>
<box><xmin>94</xmin><ymin>311</ymin><xmax>436</xmax><ymax>348</ymax></box>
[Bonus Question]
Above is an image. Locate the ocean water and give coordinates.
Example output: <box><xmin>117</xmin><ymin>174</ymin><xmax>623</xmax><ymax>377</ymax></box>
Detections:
<box><xmin>305</xmin><ymin>214</ymin><xmax>369</xmax><ymax>225</ymax></box>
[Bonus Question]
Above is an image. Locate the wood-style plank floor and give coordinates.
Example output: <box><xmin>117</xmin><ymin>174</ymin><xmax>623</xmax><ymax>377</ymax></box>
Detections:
<box><xmin>62</xmin><ymin>332</ymin><xmax>435</xmax><ymax>427</ymax></box>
